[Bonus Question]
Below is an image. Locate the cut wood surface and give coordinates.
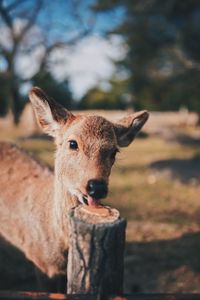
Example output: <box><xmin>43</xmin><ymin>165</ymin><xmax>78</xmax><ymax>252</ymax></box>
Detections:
<box><xmin>67</xmin><ymin>205</ymin><xmax>126</xmax><ymax>296</ymax></box>
<box><xmin>73</xmin><ymin>205</ymin><xmax>120</xmax><ymax>224</ymax></box>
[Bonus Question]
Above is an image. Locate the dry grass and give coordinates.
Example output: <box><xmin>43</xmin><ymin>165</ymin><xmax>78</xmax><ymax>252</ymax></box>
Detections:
<box><xmin>109</xmin><ymin>137</ymin><xmax>200</xmax><ymax>226</ymax></box>
<box><xmin>0</xmin><ymin>113</ymin><xmax>200</xmax><ymax>293</ymax></box>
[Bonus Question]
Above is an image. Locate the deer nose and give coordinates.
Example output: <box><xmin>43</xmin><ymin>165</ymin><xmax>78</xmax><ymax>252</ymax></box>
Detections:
<box><xmin>86</xmin><ymin>180</ymin><xmax>108</xmax><ymax>199</ymax></box>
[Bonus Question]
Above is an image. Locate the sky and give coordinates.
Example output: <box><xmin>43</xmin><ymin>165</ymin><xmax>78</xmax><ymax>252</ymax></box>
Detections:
<box><xmin>49</xmin><ymin>35</ymin><xmax>125</xmax><ymax>99</ymax></box>
<box><xmin>14</xmin><ymin>33</ymin><xmax>125</xmax><ymax>100</ymax></box>
<box><xmin>39</xmin><ymin>0</ymin><xmax>125</xmax><ymax>99</ymax></box>
<box><xmin>0</xmin><ymin>0</ymin><xmax>126</xmax><ymax>99</ymax></box>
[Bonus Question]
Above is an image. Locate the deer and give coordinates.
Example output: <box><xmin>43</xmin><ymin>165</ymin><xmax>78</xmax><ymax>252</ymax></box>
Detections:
<box><xmin>0</xmin><ymin>87</ymin><xmax>149</xmax><ymax>290</ymax></box>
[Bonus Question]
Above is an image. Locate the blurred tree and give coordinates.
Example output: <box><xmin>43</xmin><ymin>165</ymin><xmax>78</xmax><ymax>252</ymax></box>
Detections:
<box><xmin>32</xmin><ymin>71</ymin><xmax>73</xmax><ymax>109</ymax></box>
<box><xmin>0</xmin><ymin>71</ymin><xmax>9</xmax><ymax>116</ymax></box>
<box><xmin>79</xmin><ymin>78</ymin><xmax>129</xmax><ymax>110</ymax></box>
<box><xmin>93</xmin><ymin>0</ymin><xmax>200</xmax><ymax>115</ymax></box>
<box><xmin>0</xmin><ymin>0</ymin><xmax>92</xmax><ymax>123</ymax></box>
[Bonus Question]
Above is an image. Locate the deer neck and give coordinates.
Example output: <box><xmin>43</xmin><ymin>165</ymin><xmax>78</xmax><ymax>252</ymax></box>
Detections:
<box><xmin>52</xmin><ymin>165</ymin><xmax>78</xmax><ymax>244</ymax></box>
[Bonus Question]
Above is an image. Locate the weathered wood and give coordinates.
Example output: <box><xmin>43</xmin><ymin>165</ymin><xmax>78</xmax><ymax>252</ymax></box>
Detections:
<box><xmin>0</xmin><ymin>291</ymin><xmax>94</xmax><ymax>299</ymax></box>
<box><xmin>67</xmin><ymin>205</ymin><xmax>126</xmax><ymax>297</ymax></box>
<box><xmin>1</xmin><ymin>292</ymin><xmax>200</xmax><ymax>300</ymax></box>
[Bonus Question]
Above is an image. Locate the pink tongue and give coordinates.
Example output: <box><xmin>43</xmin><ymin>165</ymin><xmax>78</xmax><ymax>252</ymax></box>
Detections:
<box><xmin>87</xmin><ymin>196</ymin><xmax>100</xmax><ymax>207</ymax></box>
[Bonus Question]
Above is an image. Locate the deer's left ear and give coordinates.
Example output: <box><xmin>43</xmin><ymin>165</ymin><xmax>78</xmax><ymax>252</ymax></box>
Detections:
<box><xmin>114</xmin><ymin>111</ymin><xmax>149</xmax><ymax>147</ymax></box>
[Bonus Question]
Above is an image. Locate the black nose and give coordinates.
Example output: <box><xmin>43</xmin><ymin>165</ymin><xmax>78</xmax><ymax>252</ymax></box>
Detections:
<box><xmin>86</xmin><ymin>180</ymin><xmax>108</xmax><ymax>199</ymax></box>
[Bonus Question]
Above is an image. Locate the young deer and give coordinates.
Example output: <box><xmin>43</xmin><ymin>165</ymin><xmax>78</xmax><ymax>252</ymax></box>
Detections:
<box><xmin>0</xmin><ymin>87</ymin><xmax>148</xmax><ymax>282</ymax></box>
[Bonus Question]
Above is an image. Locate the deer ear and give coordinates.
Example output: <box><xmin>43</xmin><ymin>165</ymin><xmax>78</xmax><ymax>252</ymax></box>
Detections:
<box><xmin>114</xmin><ymin>111</ymin><xmax>149</xmax><ymax>147</ymax></box>
<box><xmin>29</xmin><ymin>87</ymin><xmax>73</xmax><ymax>137</ymax></box>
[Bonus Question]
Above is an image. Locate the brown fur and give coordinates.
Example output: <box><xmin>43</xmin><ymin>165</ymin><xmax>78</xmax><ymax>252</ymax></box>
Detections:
<box><xmin>0</xmin><ymin>87</ymin><xmax>149</xmax><ymax>280</ymax></box>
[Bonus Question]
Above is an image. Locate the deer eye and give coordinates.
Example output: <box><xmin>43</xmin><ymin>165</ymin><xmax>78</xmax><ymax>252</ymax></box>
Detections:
<box><xmin>110</xmin><ymin>148</ymin><xmax>119</xmax><ymax>160</ymax></box>
<box><xmin>69</xmin><ymin>140</ymin><xmax>78</xmax><ymax>150</ymax></box>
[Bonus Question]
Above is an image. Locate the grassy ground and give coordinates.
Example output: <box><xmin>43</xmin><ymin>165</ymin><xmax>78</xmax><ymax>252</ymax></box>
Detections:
<box><xmin>1</xmin><ymin>120</ymin><xmax>200</xmax><ymax>293</ymax></box>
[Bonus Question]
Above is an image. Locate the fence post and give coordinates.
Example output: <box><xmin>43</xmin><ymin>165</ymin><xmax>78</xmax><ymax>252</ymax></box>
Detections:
<box><xmin>67</xmin><ymin>205</ymin><xmax>126</xmax><ymax>298</ymax></box>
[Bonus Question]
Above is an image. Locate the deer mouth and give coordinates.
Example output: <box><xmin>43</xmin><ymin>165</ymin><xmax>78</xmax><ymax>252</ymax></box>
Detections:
<box><xmin>82</xmin><ymin>195</ymin><xmax>101</xmax><ymax>207</ymax></box>
<box><xmin>75</xmin><ymin>191</ymin><xmax>102</xmax><ymax>207</ymax></box>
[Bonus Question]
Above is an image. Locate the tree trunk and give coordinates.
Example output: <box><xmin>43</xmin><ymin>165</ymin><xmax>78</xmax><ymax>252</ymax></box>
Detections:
<box><xmin>6</xmin><ymin>59</ymin><xmax>23</xmax><ymax>124</ymax></box>
<box><xmin>67</xmin><ymin>205</ymin><xmax>126</xmax><ymax>298</ymax></box>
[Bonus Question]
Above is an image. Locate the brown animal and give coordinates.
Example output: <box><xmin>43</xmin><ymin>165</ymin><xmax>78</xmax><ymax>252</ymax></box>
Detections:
<box><xmin>0</xmin><ymin>87</ymin><xmax>148</xmax><ymax>283</ymax></box>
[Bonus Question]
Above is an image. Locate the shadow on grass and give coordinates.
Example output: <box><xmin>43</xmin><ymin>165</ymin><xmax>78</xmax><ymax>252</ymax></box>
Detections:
<box><xmin>0</xmin><ymin>236</ymin><xmax>66</xmax><ymax>292</ymax></box>
<box><xmin>150</xmin><ymin>155</ymin><xmax>200</xmax><ymax>184</ymax></box>
<box><xmin>166</xmin><ymin>132</ymin><xmax>200</xmax><ymax>146</ymax></box>
<box><xmin>125</xmin><ymin>231</ymin><xmax>200</xmax><ymax>293</ymax></box>
<box><xmin>17</xmin><ymin>133</ymin><xmax>53</xmax><ymax>141</ymax></box>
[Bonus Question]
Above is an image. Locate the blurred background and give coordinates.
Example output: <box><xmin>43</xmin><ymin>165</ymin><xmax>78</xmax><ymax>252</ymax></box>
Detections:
<box><xmin>0</xmin><ymin>0</ymin><xmax>200</xmax><ymax>293</ymax></box>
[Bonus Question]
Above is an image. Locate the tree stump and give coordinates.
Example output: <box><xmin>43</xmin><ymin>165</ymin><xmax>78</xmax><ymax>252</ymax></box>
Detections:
<box><xmin>67</xmin><ymin>205</ymin><xmax>126</xmax><ymax>298</ymax></box>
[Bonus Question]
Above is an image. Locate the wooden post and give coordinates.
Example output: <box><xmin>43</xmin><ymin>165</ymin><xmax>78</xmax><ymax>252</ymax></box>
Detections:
<box><xmin>67</xmin><ymin>205</ymin><xmax>126</xmax><ymax>298</ymax></box>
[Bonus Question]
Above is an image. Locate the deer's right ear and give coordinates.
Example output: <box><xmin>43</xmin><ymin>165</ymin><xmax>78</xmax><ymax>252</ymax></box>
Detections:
<box><xmin>29</xmin><ymin>87</ymin><xmax>73</xmax><ymax>137</ymax></box>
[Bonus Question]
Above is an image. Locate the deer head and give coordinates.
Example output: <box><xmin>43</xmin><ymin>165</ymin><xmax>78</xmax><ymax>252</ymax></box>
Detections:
<box><xmin>29</xmin><ymin>87</ymin><xmax>149</xmax><ymax>207</ymax></box>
